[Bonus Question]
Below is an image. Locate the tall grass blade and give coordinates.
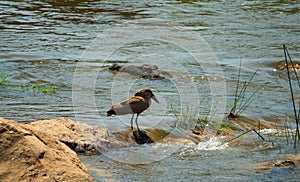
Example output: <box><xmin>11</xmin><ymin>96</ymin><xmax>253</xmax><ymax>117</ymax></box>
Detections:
<box><xmin>236</xmin><ymin>88</ymin><xmax>258</xmax><ymax>116</ymax></box>
<box><xmin>236</xmin><ymin>69</ymin><xmax>258</xmax><ymax>111</ymax></box>
<box><xmin>230</xmin><ymin>59</ymin><xmax>242</xmax><ymax>114</ymax></box>
<box><xmin>217</xmin><ymin>129</ymin><xmax>265</xmax><ymax>147</ymax></box>
<box><xmin>283</xmin><ymin>44</ymin><xmax>300</xmax><ymax>143</ymax></box>
<box><xmin>229</xmin><ymin>67</ymin><xmax>258</xmax><ymax>117</ymax></box>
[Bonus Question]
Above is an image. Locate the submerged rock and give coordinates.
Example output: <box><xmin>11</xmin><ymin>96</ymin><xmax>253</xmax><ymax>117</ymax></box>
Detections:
<box><xmin>271</xmin><ymin>60</ymin><xmax>300</xmax><ymax>71</ymax></box>
<box><xmin>255</xmin><ymin>160</ymin><xmax>296</xmax><ymax>171</ymax></box>
<box><xmin>225</xmin><ymin>115</ymin><xmax>279</xmax><ymax>132</ymax></box>
<box><xmin>108</xmin><ymin>63</ymin><xmax>172</xmax><ymax>80</ymax></box>
<box><xmin>0</xmin><ymin>117</ymin><xmax>93</xmax><ymax>182</ymax></box>
<box><xmin>274</xmin><ymin>160</ymin><xmax>295</xmax><ymax>167</ymax></box>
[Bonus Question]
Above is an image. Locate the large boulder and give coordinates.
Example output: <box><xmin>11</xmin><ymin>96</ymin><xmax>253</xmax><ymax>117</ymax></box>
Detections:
<box><xmin>27</xmin><ymin>118</ymin><xmax>121</xmax><ymax>155</ymax></box>
<box><xmin>0</xmin><ymin>118</ymin><xmax>93</xmax><ymax>182</ymax></box>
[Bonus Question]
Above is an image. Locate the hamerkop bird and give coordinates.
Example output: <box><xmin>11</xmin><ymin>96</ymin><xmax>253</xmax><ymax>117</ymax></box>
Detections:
<box><xmin>107</xmin><ymin>88</ymin><xmax>159</xmax><ymax>132</ymax></box>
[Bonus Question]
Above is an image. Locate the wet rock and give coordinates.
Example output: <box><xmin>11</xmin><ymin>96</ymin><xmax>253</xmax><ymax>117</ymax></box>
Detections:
<box><xmin>274</xmin><ymin>160</ymin><xmax>295</xmax><ymax>167</ymax></box>
<box><xmin>192</xmin><ymin>118</ymin><xmax>207</xmax><ymax>135</ymax></box>
<box><xmin>255</xmin><ymin>159</ymin><xmax>296</xmax><ymax>171</ymax></box>
<box><xmin>271</xmin><ymin>60</ymin><xmax>300</xmax><ymax>70</ymax></box>
<box><xmin>225</xmin><ymin>115</ymin><xmax>279</xmax><ymax>132</ymax></box>
<box><xmin>27</xmin><ymin>118</ymin><xmax>122</xmax><ymax>155</ymax></box>
<box><xmin>108</xmin><ymin>63</ymin><xmax>121</xmax><ymax>71</ymax></box>
<box><xmin>113</xmin><ymin>128</ymin><xmax>168</xmax><ymax>144</ymax></box>
<box><xmin>113</xmin><ymin>128</ymin><xmax>196</xmax><ymax>145</ymax></box>
<box><xmin>108</xmin><ymin>63</ymin><xmax>172</xmax><ymax>80</ymax></box>
<box><xmin>0</xmin><ymin>117</ymin><xmax>93</xmax><ymax>182</ymax></box>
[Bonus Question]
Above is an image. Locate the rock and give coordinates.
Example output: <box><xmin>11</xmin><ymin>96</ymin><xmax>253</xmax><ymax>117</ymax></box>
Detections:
<box><xmin>113</xmin><ymin>128</ymin><xmax>196</xmax><ymax>145</ymax></box>
<box><xmin>255</xmin><ymin>160</ymin><xmax>296</xmax><ymax>171</ymax></box>
<box><xmin>274</xmin><ymin>160</ymin><xmax>295</xmax><ymax>167</ymax></box>
<box><xmin>0</xmin><ymin>117</ymin><xmax>93</xmax><ymax>182</ymax></box>
<box><xmin>272</xmin><ymin>60</ymin><xmax>300</xmax><ymax>70</ymax></box>
<box><xmin>108</xmin><ymin>63</ymin><xmax>172</xmax><ymax>80</ymax></box>
<box><xmin>108</xmin><ymin>63</ymin><xmax>121</xmax><ymax>71</ymax></box>
<box><xmin>27</xmin><ymin>118</ymin><xmax>121</xmax><ymax>155</ymax></box>
<box><xmin>225</xmin><ymin>115</ymin><xmax>280</xmax><ymax>132</ymax></box>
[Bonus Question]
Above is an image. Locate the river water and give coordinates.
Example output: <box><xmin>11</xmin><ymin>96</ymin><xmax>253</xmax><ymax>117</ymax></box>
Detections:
<box><xmin>1</xmin><ymin>0</ymin><xmax>300</xmax><ymax>181</ymax></box>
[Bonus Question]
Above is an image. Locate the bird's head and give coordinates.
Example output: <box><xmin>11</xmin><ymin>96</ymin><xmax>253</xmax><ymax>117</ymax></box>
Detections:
<box><xmin>134</xmin><ymin>88</ymin><xmax>159</xmax><ymax>103</ymax></box>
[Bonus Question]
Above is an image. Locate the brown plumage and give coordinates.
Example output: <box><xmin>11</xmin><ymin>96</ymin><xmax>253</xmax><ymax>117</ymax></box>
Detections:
<box><xmin>107</xmin><ymin>88</ymin><xmax>159</xmax><ymax>131</ymax></box>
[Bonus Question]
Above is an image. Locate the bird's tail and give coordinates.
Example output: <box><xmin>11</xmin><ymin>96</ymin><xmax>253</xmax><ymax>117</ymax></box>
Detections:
<box><xmin>106</xmin><ymin>110</ymin><xmax>116</xmax><ymax>116</ymax></box>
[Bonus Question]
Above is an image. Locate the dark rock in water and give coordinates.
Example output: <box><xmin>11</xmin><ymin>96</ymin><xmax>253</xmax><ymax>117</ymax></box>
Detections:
<box><xmin>108</xmin><ymin>63</ymin><xmax>122</xmax><ymax>71</ymax></box>
<box><xmin>133</xmin><ymin>130</ymin><xmax>154</xmax><ymax>144</ymax></box>
<box><xmin>108</xmin><ymin>63</ymin><xmax>172</xmax><ymax>80</ymax></box>
<box><xmin>274</xmin><ymin>160</ymin><xmax>295</xmax><ymax>168</ymax></box>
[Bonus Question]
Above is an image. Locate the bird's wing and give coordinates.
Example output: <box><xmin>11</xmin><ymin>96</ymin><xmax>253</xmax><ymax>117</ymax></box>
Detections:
<box><xmin>126</xmin><ymin>96</ymin><xmax>149</xmax><ymax>114</ymax></box>
<box><xmin>125</xmin><ymin>96</ymin><xmax>144</xmax><ymax>105</ymax></box>
<box><xmin>108</xmin><ymin>96</ymin><xmax>149</xmax><ymax>115</ymax></box>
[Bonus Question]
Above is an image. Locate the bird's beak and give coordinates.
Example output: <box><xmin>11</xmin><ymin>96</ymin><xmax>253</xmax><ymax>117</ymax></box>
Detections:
<box><xmin>151</xmin><ymin>95</ymin><xmax>159</xmax><ymax>103</ymax></box>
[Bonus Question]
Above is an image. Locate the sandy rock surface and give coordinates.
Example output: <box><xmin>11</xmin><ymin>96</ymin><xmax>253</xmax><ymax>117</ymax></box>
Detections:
<box><xmin>27</xmin><ymin>118</ymin><xmax>121</xmax><ymax>155</ymax></box>
<box><xmin>0</xmin><ymin>117</ymin><xmax>93</xmax><ymax>182</ymax></box>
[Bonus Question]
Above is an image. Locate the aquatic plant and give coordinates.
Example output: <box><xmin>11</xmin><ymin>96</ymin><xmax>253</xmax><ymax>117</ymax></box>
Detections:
<box><xmin>20</xmin><ymin>83</ymin><xmax>57</xmax><ymax>95</ymax></box>
<box><xmin>283</xmin><ymin>44</ymin><xmax>300</xmax><ymax>148</ymax></box>
<box><xmin>228</xmin><ymin>60</ymin><xmax>258</xmax><ymax>118</ymax></box>
<box><xmin>170</xmin><ymin>101</ymin><xmax>220</xmax><ymax>136</ymax></box>
<box><xmin>0</xmin><ymin>73</ymin><xmax>10</xmax><ymax>85</ymax></box>
<box><xmin>170</xmin><ymin>103</ymin><xmax>198</xmax><ymax>129</ymax></box>
<box><xmin>0</xmin><ymin>72</ymin><xmax>56</xmax><ymax>95</ymax></box>
<box><xmin>216</xmin><ymin>121</ymin><xmax>239</xmax><ymax>132</ymax></box>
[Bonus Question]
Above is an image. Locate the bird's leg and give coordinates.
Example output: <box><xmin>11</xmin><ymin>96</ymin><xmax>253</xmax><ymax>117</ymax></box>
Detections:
<box><xmin>135</xmin><ymin>113</ymin><xmax>141</xmax><ymax>133</ymax></box>
<box><xmin>130</xmin><ymin>114</ymin><xmax>134</xmax><ymax>130</ymax></box>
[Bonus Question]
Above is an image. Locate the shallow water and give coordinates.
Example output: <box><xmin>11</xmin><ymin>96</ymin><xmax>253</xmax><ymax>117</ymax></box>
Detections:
<box><xmin>81</xmin><ymin>135</ymin><xmax>300</xmax><ymax>182</ymax></box>
<box><xmin>1</xmin><ymin>0</ymin><xmax>300</xmax><ymax>181</ymax></box>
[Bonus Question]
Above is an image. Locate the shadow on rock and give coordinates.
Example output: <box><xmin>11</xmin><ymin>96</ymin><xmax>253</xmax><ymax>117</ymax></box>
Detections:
<box><xmin>133</xmin><ymin>130</ymin><xmax>154</xmax><ymax>144</ymax></box>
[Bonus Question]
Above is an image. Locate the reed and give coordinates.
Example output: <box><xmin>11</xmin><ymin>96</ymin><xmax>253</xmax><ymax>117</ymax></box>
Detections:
<box><xmin>217</xmin><ymin>128</ymin><xmax>265</xmax><ymax>147</ymax></box>
<box><xmin>170</xmin><ymin>101</ymin><xmax>217</xmax><ymax>134</ymax></box>
<box><xmin>228</xmin><ymin>60</ymin><xmax>259</xmax><ymax>118</ymax></box>
<box><xmin>283</xmin><ymin>44</ymin><xmax>300</xmax><ymax>148</ymax></box>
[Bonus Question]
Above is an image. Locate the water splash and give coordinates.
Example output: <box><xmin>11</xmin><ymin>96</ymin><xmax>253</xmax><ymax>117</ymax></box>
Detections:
<box><xmin>196</xmin><ymin>137</ymin><xmax>228</xmax><ymax>151</ymax></box>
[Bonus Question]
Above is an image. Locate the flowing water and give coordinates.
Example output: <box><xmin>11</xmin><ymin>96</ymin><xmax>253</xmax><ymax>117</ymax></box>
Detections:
<box><xmin>1</xmin><ymin>0</ymin><xmax>300</xmax><ymax>181</ymax></box>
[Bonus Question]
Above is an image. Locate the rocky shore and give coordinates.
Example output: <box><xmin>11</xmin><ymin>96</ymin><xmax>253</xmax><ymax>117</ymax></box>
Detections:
<box><xmin>1</xmin><ymin>116</ymin><xmax>299</xmax><ymax>181</ymax></box>
<box><xmin>0</xmin><ymin>117</ymin><xmax>93</xmax><ymax>182</ymax></box>
<box><xmin>0</xmin><ymin>117</ymin><xmax>195</xmax><ymax>181</ymax></box>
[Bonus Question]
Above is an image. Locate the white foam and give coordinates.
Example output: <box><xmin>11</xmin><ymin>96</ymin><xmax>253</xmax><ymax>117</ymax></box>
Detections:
<box><xmin>259</xmin><ymin>128</ymin><xmax>296</xmax><ymax>136</ymax></box>
<box><xmin>196</xmin><ymin>137</ymin><xmax>228</xmax><ymax>150</ymax></box>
